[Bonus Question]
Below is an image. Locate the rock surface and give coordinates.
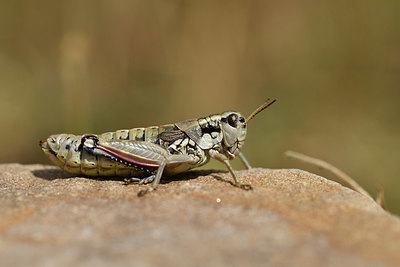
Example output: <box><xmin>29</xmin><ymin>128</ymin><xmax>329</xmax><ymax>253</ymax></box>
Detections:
<box><xmin>0</xmin><ymin>163</ymin><xmax>399</xmax><ymax>266</ymax></box>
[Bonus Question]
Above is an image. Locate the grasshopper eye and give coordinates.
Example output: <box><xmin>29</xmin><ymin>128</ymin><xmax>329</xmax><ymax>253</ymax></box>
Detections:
<box><xmin>227</xmin><ymin>114</ymin><xmax>238</xmax><ymax>128</ymax></box>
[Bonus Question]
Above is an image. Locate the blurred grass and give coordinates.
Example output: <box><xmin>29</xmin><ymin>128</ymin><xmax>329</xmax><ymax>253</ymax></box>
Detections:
<box><xmin>1</xmin><ymin>0</ymin><xmax>400</xmax><ymax>213</ymax></box>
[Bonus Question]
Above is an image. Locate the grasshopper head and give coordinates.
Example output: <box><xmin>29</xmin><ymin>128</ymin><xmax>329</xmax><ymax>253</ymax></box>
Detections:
<box><xmin>220</xmin><ymin>98</ymin><xmax>276</xmax><ymax>159</ymax></box>
<box><xmin>220</xmin><ymin>111</ymin><xmax>247</xmax><ymax>158</ymax></box>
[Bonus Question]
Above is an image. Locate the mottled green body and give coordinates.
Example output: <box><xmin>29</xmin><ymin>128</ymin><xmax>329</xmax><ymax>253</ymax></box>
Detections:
<box><xmin>40</xmin><ymin>98</ymin><xmax>276</xmax><ymax>196</ymax></box>
<box><xmin>41</xmin><ymin>123</ymin><xmax>209</xmax><ymax>178</ymax></box>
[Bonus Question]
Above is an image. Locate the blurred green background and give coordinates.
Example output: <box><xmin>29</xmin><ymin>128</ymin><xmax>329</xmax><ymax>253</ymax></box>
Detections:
<box><xmin>1</xmin><ymin>1</ymin><xmax>399</xmax><ymax>213</ymax></box>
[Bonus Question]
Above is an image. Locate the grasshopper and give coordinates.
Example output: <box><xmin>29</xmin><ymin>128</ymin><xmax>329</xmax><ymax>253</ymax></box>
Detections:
<box><xmin>40</xmin><ymin>98</ymin><xmax>276</xmax><ymax>196</ymax></box>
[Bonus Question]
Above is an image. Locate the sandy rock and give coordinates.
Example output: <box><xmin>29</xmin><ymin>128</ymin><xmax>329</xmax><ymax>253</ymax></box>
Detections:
<box><xmin>0</xmin><ymin>163</ymin><xmax>399</xmax><ymax>266</ymax></box>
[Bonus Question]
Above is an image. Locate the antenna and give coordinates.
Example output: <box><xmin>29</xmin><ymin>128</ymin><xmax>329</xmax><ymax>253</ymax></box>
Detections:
<box><xmin>245</xmin><ymin>98</ymin><xmax>276</xmax><ymax>124</ymax></box>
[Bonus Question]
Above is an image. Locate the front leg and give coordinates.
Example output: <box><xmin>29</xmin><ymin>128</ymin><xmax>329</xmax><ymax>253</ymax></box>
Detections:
<box><xmin>238</xmin><ymin>152</ymin><xmax>252</xmax><ymax>169</ymax></box>
<box><xmin>209</xmin><ymin>150</ymin><xmax>252</xmax><ymax>190</ymax></box>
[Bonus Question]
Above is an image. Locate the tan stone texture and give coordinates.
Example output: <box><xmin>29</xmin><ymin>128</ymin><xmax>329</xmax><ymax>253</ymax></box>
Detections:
<box><xmin>1</xmin><ymin>164</ymin><xmax>399</xmax><ymax>266</ymax></box>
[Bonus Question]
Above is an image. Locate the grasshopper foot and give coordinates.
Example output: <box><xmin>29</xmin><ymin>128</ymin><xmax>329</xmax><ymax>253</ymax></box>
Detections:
<box><xmin>138</xmin><ymin>175</ymin><xmax>155</xmax><ymax>184</ymax></box>
<box><xmin>124</xmin><ymin>175</ymin><xmax>155</xmax><ymax>185</ymax></box>
<box><xmin>123</xmin><ymin>177</ymin><xmax>139</xmax><ymax>185</ymax></box>
<box><xmin>237</xmin><ymin>183</ymin><xmax>253</xmax><ymax>191</ymax></box>
<box><xmin>137</xmin><ymin>186</ymin><xmax>155</xmax><ymax>197</ymax></box>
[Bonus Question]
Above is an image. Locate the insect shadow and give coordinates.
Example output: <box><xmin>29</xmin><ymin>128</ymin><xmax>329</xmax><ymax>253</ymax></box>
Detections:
<box><xmin>32</xmin><ymin>167</ymin><xmax>225</xmax><ymax>184</ymax></box>
<box><xmin>161</xmin><ymin>169</ymin><xmax>226</xmax><ymax>184</ymax></box>
<box><xmin>210</xmin><ymin>173</ymin><xmax>236</xmax><ymax>187</ymax></box>
<box><xmin>32</xmin><ymin>168</ymin><xmax>77</xmax><ymax>181</ymax></box>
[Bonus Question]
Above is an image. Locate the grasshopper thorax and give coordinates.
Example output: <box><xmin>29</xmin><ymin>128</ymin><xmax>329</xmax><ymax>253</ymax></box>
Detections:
<box><xmin>220</xmin><ymin>111</ymin><xmax>247</xmax><ymax>158</ymax></box>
